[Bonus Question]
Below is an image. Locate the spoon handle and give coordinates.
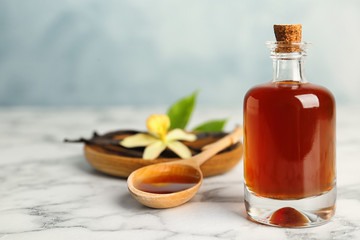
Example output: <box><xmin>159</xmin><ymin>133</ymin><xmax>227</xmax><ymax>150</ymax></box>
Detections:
<box><xmin>192</xmin><ymin>126</ymin><xmax>243</xmax><ymax>166</ymax></box>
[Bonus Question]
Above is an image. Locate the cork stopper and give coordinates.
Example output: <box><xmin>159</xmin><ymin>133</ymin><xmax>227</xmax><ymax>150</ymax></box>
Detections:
<box><xmin>273</xmin><ymin>24</ymin><xmax>302</xmax><ymax>52</ymax></box>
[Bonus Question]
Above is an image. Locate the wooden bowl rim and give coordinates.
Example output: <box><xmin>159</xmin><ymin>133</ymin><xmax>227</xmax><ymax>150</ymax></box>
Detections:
<box><xmin>85</xmin><ymin>141</ymin><xmax>242</xmax><ymax>164</ymax></box>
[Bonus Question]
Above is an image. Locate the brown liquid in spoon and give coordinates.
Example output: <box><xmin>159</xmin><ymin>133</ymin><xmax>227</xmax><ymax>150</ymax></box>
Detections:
<box><xmin>135</xmin><ymin>175</ymin><xmax>200</xmax><ymax>194</ymax></box>
<box><xmin>134</xmin><ymin>165</ymin><xmax>201</xmax><ymax>194</ymax></box>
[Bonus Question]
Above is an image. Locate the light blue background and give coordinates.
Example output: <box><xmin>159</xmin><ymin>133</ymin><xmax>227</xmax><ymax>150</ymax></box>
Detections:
<box><xmin>0</xmin><ymin>0</ymin><xmax>359</xmax><ymax>107</ymax></box>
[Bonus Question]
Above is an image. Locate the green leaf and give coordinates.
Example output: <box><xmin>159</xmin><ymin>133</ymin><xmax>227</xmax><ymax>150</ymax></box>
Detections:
<box><xmin>167</xmin><ymin>90</ymin><xmax>198</xmax><ymax>130</ymax></box>
<box><xmin>193</xmin><ymin>119</ymin><xmax>228</xmax><ymax>132</ymax></box>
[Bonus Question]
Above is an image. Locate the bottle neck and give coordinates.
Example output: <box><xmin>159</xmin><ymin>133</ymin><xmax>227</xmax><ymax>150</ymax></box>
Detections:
<box><xmin>271</xmin><ymin>51</ymin><xmax>307</xmax><ymax>83</ymax></box>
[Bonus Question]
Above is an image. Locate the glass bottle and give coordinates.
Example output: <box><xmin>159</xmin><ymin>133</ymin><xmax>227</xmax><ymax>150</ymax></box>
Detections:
<box><xmin>243</xmin><ymin>28</ymin><xmax>336</xmax><ymax>227</ymax></box>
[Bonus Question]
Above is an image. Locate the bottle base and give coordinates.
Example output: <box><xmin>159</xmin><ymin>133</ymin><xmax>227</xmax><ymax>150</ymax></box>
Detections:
<box><xmin>244</xmin><ymin>185</ymin><xmax>336</xmax><ymax>228</ymax></box>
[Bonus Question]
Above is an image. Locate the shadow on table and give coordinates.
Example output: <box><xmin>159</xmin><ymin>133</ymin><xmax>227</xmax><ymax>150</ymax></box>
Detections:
<box><xmin>116</xmin><ymin>184</ymin><xmax>248</xmax><ymax>218</ymax></box>
<box><xmin>196</xmin><ymin>185</ymin><xmax>247</xmax><ymax>220</ymax></box>
<box><xmin>118</xmin><ymin>192</ymin><xmax>152</xmax><ymax>211</ymax></box>
<box><xmin>70</xmin><ymin>154</ymin><xmax>149</xmax><ymax>211</ymax></box>
<box><xmin>117</xmin><ymin>191</ymin><xmax>248</xmax><ymax>218</ymax></box>
<box><xmin>71</xmin><ymin>154</ymin><xmax>248</xmax><ymax>218</ymax></box>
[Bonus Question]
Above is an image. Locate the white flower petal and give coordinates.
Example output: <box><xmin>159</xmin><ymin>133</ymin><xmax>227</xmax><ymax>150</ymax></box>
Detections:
<box><xmin>120</xmin><ymin>133</ymin><xmax>158</xmax><ymax>148</ymax></box>
<box><xmin>167</xmin><ymin>141</ymin><xmax>192</xmax><ymax>159</ymax></box>
<box><xmin>143</xmin><ymin>141</ymin><xmax>167</xmax><ymax>160</ymax></box>
<box><xmin>166</xmin><ymin>129</ymin><xmax>197</xmax><ymax>142</ymax></box>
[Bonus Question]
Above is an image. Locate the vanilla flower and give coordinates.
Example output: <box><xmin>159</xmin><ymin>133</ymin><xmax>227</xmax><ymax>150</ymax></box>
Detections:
<box><xmin>120</xmin><ymin>114</ymin><xmax>197</xmax><ymax>160</ymax></box>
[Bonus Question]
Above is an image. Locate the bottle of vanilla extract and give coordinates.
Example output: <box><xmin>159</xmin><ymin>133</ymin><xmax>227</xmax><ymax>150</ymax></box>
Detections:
<box><xmin>243</xmin><ymin>24</ymin><xmax>336</xmax><ymax>227</ymax></box>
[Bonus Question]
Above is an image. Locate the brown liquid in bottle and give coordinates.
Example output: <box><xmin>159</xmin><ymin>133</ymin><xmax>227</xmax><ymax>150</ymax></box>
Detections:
<box><xmin>244</xmin><ymin>81</ymin><xmax>335</xmax><ymax>199</ymax></box>
<box><xmin>135</xmin><ymin>174</ymin><xmax>200</xmax><ymax>194</ymax></box>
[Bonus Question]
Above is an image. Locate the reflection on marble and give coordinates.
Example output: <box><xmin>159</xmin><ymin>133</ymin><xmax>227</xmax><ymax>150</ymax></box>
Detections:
<box><xmin>0</xmin><ymin>106</ymin><xmax>360</xmax><ymax>239</ymax></box>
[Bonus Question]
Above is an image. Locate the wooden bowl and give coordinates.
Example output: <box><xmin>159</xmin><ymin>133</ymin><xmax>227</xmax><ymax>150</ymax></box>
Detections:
<box><xmin>84</xmin><ymin>130</ymin><xmax>243</xmax><ymax>178</ymax></box>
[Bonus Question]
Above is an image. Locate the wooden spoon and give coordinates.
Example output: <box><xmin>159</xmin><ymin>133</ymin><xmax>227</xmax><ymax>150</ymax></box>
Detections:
<box><xmin>127</xmin><ymin>126</ymin><xmax>243</xmax><ymax>208</ymax></box>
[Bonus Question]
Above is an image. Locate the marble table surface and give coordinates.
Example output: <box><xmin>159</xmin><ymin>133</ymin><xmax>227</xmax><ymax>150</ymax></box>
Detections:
<box><xmin>1</xmin><ymin>106</ymin><xmax>360</xmax><ymax>240</ymax></box>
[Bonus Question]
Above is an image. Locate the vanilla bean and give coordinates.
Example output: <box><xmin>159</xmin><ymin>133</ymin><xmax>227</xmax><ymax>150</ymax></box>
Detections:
<box><xmin>64</xmin><ymin>130</ymin><xmax>236</xmax><ymax>158</ymax></box>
